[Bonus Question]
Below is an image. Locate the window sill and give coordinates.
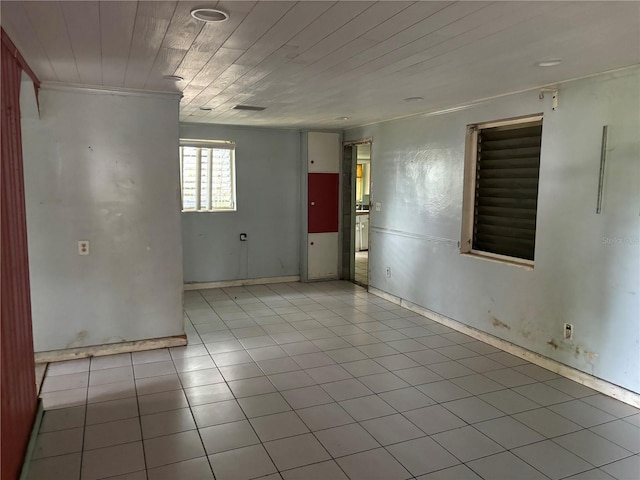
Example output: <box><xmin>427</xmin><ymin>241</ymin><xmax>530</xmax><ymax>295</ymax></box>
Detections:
<box><xmin>460</xmin><ymin>252</ymin><xmax>534</xmax><ymax>270</ymax></box>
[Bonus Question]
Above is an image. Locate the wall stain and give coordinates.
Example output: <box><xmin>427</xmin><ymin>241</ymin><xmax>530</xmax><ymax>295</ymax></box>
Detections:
<box><xmin>546</xmin><ymin>338</ymin><xmax>598</xmax><ymax>374</ymax></box>
<box><xmin>66</xmin><ymin>330</ymin><xmax>88</xmax><ymax>348</ymax></box>
<box><xmin>577</xmin><ymin>347</ymin><xmax>598</xmax><ymax>362</ymax></box>
<box><xmin>491</xmin><ymin>316</ymin><xmax>511</xmax><ymax>330</ymax></box>
<box><xmin>578</xmin><ymin>347</ymin><xmax>598</xmax><ymax>373</ymax></box>
<box><xmin>586</xmin><ymin>350</ymin><xmax>598</xmax><ymax>361</ymax></box>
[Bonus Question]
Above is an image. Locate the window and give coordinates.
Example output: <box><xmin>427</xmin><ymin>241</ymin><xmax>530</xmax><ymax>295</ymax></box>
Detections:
<box><xmin>461</xmin><ymin>115</ymin><xmax>543</xmax><ymax>264</ymax></box>
<box><xmin>180</xmin><ymin>141</ymin><xmax>236</xmax><ymax>212</ymax></box>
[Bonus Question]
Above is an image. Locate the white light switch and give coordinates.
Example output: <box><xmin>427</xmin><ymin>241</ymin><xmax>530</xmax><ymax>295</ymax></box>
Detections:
<box><xmin>78</xmin><ymin>240</ymin><xmax>89</xmax><ymax>255</ymax></box>
<box><xmin>375</xmin><ymin>202</ymin><xmax>381</xmax><ymax>212</ymax></box>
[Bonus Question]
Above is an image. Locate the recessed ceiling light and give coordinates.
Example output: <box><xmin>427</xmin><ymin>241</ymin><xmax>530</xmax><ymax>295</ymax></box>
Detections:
<box><xmin>404</xmin><ymin>96</ymin><xmax>424</xmax><ymax>103</ymax></box>
<box><xmin>337</xmin><ymin>116</ymin><xmax>349</xmax><ymax>120</ymax></box>
<box><xmin>191</xmin><ymin>8</ymin><xmax>229</xmax><ymax>23</ymax></box>
<box><xmin>199</xmin><ymin>107</ymin><xmax>213</xmax><ymax>111</ymax></box>
<box><xmin>163</xmin><ymin>75</ymin><xmax>184</xmax><ymax>81</ymax></box>
<box><xmin>537</xmin><ymin>59</ymin><xmax>562</xmax><ymax>67</ymax></box>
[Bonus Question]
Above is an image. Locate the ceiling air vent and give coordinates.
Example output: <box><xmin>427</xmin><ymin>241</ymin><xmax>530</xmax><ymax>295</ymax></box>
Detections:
<box><xmin>233</xmin><ymin>105</ymin><xmax>266</xmax><ymax>111</ymax></box>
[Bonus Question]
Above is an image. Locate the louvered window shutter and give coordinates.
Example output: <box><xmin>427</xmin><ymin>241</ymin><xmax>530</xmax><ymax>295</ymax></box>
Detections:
<box><xmin>472</xmin><ymin>121</ymin><xmax>542</xmax><ymax>261</ymax></box>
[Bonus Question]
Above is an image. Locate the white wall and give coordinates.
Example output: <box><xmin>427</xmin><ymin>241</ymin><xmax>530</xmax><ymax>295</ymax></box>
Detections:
<box><xmin>345</xmin><ymin>67</ymin><xmax>640</xmax><ymax>393</ymax></box>
<box><xmin>22</xmin><ymin>86</ymin><xmax>184</xmax><ymax>352</ymax></box>
<box><xmin>180</xmin><ymin>123</ymin><xmax>300</xmax><ymax>283</ymax></box>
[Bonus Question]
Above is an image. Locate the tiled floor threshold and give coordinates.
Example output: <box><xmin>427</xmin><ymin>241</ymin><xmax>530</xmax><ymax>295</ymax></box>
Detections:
<box><xmin>354</xmin><ymin>252</ymin><xmax>368</xmax><ymax>287</ymax></box>
<box><xmin>30</xmin><ymin>281</ymin><xmax>639</xmax><ymax>480</ymax></box>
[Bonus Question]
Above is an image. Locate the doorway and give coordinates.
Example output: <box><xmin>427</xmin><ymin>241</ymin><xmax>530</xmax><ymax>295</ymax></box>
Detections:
<box><xmin>341</xmin><ymin>140</ymin><xmax>372</xmax><ymax>287</ymax></box>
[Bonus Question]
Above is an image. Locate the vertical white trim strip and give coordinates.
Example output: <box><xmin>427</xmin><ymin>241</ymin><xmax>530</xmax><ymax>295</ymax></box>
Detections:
<box><xmin>179</xmin><ymin>147</ymin><xmax>184</xmax><ymax>206</ymax></box>
<box><xmin>230</xmin><ymin>148</ymin><xmax>236</xmax><ymax>209</ymax></box>
<box><xmin>207</xmin><ymin>148</ymin><xmax>213</xmax><ymax>211</ymax></box>
<box><xmin>195</xmin><ymin>147</ymin><xmax>202</xmax><ymax>210</ymax></box>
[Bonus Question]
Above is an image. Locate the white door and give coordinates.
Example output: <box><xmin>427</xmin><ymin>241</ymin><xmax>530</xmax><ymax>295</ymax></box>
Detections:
<box><xmin>308</xmin><ymin>132</ymin><xmax>340</xmax><ymax>172</ymax></box>
<box><xmin>308</xmin><ymin>232</ymin><xmax>339</xmax><ymax>280</ymax></box>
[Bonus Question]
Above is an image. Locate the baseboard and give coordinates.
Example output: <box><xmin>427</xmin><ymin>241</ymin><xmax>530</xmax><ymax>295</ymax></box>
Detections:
<box><xmin>35</xmin><ymin>363</ymin><xmax>47</xmax><ymax>394</ymax></box>
<box><xmin>19</xmin><ymin>400</ymin><xmax>44</xmax><ymax>480</ymax></box>
<box><xmin>184</xmin><ymin>275</ymin><xmax>300</xmax><ymax>290</ymax></box>
<box><xmin>34</xmin><ymin>335</ymin><xmax>187</xmax><ymax>363</ymax></box>
<box><xmin>369</xmin><ymin>287</ymin><xmax>640</xmax><ymax>408</ymax></box>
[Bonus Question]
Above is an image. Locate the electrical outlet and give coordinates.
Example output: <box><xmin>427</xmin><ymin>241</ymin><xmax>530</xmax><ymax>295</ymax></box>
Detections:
<box><xmin>375</xmin><ymin>202</ymin><xmax>382</xmax><ymax>212</ymax></box>
<box><xmin>563</xmin><ymin>323</ymin><xmax>573</xmax><ymax>340</ymax></box>
<box><xmin>385</xmin><ymin>267</ymin><xmax>391</xmax><ymax>278</ymax></box>
<box><xmin>78</xmin><ymin>240</ymin><xmax>89</xmax><ymax>255</ymax></box>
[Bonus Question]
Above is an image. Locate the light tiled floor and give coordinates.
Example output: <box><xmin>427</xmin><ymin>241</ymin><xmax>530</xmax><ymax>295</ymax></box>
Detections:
<box><xmin>30</xmin><ymin>281</ymin><xmax>640</xmax><ymax>480</ymax></box>
<box><xmin>355</xmin><ymin>252</ymin><xmax>368</xmax><ymax>286</ymax></box>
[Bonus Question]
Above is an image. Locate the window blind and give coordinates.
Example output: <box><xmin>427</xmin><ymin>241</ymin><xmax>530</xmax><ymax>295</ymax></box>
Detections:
<box><xmin>473</xmin><ymin>121</ymin><xmax>542</xmax><ymax>261</ymax></box>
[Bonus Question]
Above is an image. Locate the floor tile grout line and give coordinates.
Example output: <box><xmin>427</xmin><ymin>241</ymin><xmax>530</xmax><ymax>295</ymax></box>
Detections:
<box><xmin>228</xmin><ymin>375</ymin><xmax>310</xmax><ymax>478</ymax></box>
<box><xmin>129</xmin><ymin>350</ymin><xmax>158</xmax><ymax>478</ymax></box>
<box><xmin>40</xmin><ymin>398</ymin><xmax>602</xmax><ymax>464</ymax></box>
<box><xmin>146</xmin><ymin>396</ymin><xmax>635</xmax><ymax>468</ymax></box>
<box><xmin>276</xmin><ymin>457</ymin><xmax>351</xmax><ymax>478</ymax></box>
<box><xmin>507</xmin><ymin>439</ymin><xmax>590</xmax><ymax>480</ymax></box>
<box><xmin>487</xmin><ymin>422</ymin><xmax>633</xmax><ymax>479</ymax></box>
<box><xmin>583</xmin><ymin>421</ymin><xmax>640</xmax><ymax>454</ymax></box>
<box><xmin>545</xmin><ymin>427</ymin><xmax>637</xmax><ymax>461</ymax></box>
<box><xmin>47</xmin><ymin>357</ymin><xmax>621</xmax><ymax>423</ymax></box>
<box><xmin>166</xmin><ymin>336</ymin><xmax>223</xmax><ymax>478</ymax></box>
<box><xmin>76</xmin><ymin>361</ymin><xmax>92</xmax><ymax>480</ymax></box>
<box><xmin>465</xmin><ymin>422</ymin><xmax>557</xmax><ymax>479</ymax></box>
<box><xmin>79</xmin><ymin>438</ymin><xmax>215</xmax><ymax>477</ymax></box>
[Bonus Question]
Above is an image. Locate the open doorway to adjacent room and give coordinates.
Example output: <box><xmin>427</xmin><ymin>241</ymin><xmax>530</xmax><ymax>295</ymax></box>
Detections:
<box><xmin>342</xmin><ymin>140</ymin><xmax>372</xmax><ymax>288</ymax></box>
<box><xmin>354</xmin><ymin>144</ymin><xmax>371</xmax><ymax>286</ymax></box>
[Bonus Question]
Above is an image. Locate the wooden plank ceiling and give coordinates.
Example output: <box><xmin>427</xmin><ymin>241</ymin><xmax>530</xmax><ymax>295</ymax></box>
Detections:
<box><xmin>1</xmin><ymin>1</ymin><xmax>639</xmax><ymax>128</ymax></box>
